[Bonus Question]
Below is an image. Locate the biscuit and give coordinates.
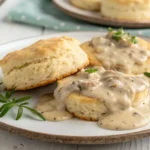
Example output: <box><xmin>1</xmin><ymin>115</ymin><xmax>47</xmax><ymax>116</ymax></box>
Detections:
<box><xmin>55</xmin><ymin>66</ymin><xmax>149</xmax><ymax>121</ymax></box>
<box><xmin>66</xmin><ymin>93</ymin><xmax>107</xmax><ymax>121</ymax></box>
<box><xmin>0</xmin><ymin>36</ymin><xmax>89</xmax><ymax>90</ymax></box>
<box><xmin>81</xmin><ymin>35</ymin><xmax>150</xmax><ymax>75</ymax></box>
<box><xmin>70</xmin><ymin>0</ymin><xmax>101</xmax><ymax>11</ymax></box>
<box><xmin>65</xmin><ymin>89</ymin><xmax>149</xmax><ymax>121</ymax></box>
<box><xmin>101</xmin><ymin>0</ymin><xmax>150</xmax><ymax>21</ymax></box>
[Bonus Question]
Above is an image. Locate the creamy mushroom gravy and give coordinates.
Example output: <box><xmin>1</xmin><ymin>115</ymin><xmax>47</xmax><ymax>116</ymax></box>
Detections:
<box><xmin>35</xmin><ymin>93</ymin><xmax>73</xmax><ymax>121</ymax></box>
<box><xmin>90</xmin><ymin>33</ymin><xmax>150</xmax><ymax>73</ymax></box>
<box><xmin>54</xmin><ymin>67</ymin><xmax>150</xmax><ymax>130</ymax></box>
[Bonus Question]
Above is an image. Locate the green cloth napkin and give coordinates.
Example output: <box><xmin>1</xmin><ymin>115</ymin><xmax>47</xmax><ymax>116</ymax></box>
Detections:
<box><xmin>8</xmin><ymin>0</ymin><xmax>150</xmax><ymax>37</ymax></box>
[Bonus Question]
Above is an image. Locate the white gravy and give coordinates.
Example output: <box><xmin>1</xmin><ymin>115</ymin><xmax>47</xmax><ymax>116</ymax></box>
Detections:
<box><xmin>90</xmin><ymin>34</ymin><xmax>150</xmax><ymax>73</ymax></box>
<box><xmin>54</xmin><ymin>67</ymin><xmax>150</xmax><ymax>130</ymax></box>
<box><xmin>35</xmin><ymin>93</ymin><xmax>73</xmax><ymax>121</ymax></box>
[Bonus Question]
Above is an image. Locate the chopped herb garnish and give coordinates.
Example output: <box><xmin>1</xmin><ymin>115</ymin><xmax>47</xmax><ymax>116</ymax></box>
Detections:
<box><xmin>131</xmin><ymin>36</ymin><xmax>138</xmax><ymax>44</ymax></box>
<box><xmin>144</xmin><ymin>72</ymin><xmax>150</xmax><ymax>78</ymax></box>
<box><xmin>85</xmin><ymin>68</ymin><xmax>98</xmax><ymax>74</ymax></box>
<box><xmin>108</xmin><ymin>27</ymin><xmax>138</xmax><ymax>44</ymax></box>
<box><xmin>0</xmin><ymin>90</ymin><xmax>45</xmax><ymax>121</ymax></box>
<box><xmin>108</xmin><ymin>27</ymin><xmax>113</xmax><ymax>32</ymax></box>
<box><xmin>112</xmin><ymin>28</ymin><xmax>125</xmax><ymax>41</ymax></box>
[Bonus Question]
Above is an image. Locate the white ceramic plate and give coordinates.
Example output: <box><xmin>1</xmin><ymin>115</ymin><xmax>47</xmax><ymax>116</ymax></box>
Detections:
<box><xmin>0</xmin><ymin>32</ymin><xmax>150</xmax><ymax>144</ymax></box>
<box><xmin>53</xmin><ymin>0</ymin><xmax>150</xmax><ymax>28</ymax></box>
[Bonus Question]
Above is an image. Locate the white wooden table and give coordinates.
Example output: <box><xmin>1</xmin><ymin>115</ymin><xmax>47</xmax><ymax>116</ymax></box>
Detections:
<box><xmin>0</xmin><ymin>1</ymin><xmax>150</xmax><ymax>150</ymax></box>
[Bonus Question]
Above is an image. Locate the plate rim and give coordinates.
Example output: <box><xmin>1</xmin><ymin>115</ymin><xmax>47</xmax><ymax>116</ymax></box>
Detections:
<box><xmin>0</xmin><ymin>31</ymin><xmax>106</xmax><ymax>46</ymax></box>
<box><xmin>1</xmin><ymin>121</ymin><xmax>150</xmax><ymax>144</ymax></box>
<box><xmin>0</xmin><ymin>0</ymin><xmax>5</xmax><ymax>6</ymax></box>
<box><xmin>0</xmin><ymin>31</ymin><xmax>150</xmax><ymax>144</ymax></box>
<box><xmin>53</xmin><ymin>0</ymin><xmax>150</xmax><ymax>28</ymax></box>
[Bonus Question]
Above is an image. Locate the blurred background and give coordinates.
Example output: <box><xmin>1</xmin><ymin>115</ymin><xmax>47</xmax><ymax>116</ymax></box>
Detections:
<box><xmin>0</xmin><ymin>0</ymin><xmax>150</xmax><ymax>45</ymax></box>
<box><xmin>0</xmin><ymin>0</ymin><xmax>48</xmax><ymax>44</ymax></box>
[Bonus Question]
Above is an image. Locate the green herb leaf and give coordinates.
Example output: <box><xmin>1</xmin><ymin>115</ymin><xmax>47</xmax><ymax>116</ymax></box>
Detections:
<box><xmin>16</xmin><ymin>106</ymin><xmax>23</xmax><ymax>120</ymax></box>
<box><xmin>15</xmin><ymin>96</ymin><xmax>31</xmax><ymax>103</ymax></box>
<box><xmin>144</xmin><ymin>72</ymin><xmax>150</xmax><ymax>78</ymax></box>
<box><xmin>85</xmin><ymin>68</ymin><xmax>98</xmax><ymax>74</ymax></box>
<box><xmin>0</xmin><ymin>99</ymin><xmax>7</xmax><ymax>103</ymax></box>
<box><xmin>0</xmin><ymin>93</ymin><xmax>8</xmax><ymax>103</ymax></box>
<box><xmin>111</xmin><ymin>28</ymin><xmax>125</xmax><ymax>41</ymax></box>
<box><xmin>12</xmin><ymin>98</ymin><xmax>16</xmax><ymax>103</ymax></box>
<box><xmin>20</xmin><ymin>102</ymin><xmax>29</xmax><ymax>106</ymax></box>
<box><xmin>0</xmin><ymin>102</ymin><xmax>14</xmax><ymax>112</ymax></box>
<box><xmin>0</xmin><ymin>103</ymin><xmax>14</xmax><ymax>117</ymax></box>
<box><xmin>0</xmin><ymin>90</ymin><xmax>44</xmax><ymax>121</ymax></box>
<box><xmin>23</xmin><ymin>106</ymin><xmax>45</xmax><ymax>121</ymax></box>
<box><xmin>108</xmin><ymin>27</ymin><xmax>113</xmax><ymax>32</ymax></box>
<box><xmin>5</xmin><ymin>89</ymin><xmax>15</xmax><ymax>99</ymax></box>
<box><xmin>0</xmin><ymin>82</ymin><xmax>3</xmax><ymax>85</ymax></box>
<box><xmin>0</xmin><ymin>94</ymin><xmax>7</xmax><ymax>102</ymax></box>
<box><xmin>108</xmin><ymin>27</ymin><xmax>138</xmax><ymax>44</ymax></box>
<box><xmin>131</xmin><ymin>36</ymin><xmax>138</xmax><ymax>44</ymax></box>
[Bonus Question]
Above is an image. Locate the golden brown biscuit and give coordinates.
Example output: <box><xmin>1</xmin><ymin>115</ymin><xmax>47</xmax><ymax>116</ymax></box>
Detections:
<box><xmin>0</xmin><ymin>36</ymin><xmax>89</xmax><ymax>90</ymax></box>
<box><xmin>55</xmin><ymin>67</ymin><xmax>149</xmax><ymax>121</ymax></box>
<box><xmin>66</xmin><ymin>93</ymin><xmax>107</xmax><ymax>121</ymax></box>
<box><xmin>70</xmin><ymin>0</ymin><xmax>101</xmax><ymax>11</ymax></box>
<box><xmin>81</xmin><ymin>30</ymin><xmax>150</xmax><ymax>75</ymax></box>
<box><xmin>66</xmin><ymin>89</ymin><xmax>149</xmax><ymax>121</ymax></box>
<box><xmin>101</xmin><ymin>0</ymin><xmax>150</xmax><ymax>21</ymax></box>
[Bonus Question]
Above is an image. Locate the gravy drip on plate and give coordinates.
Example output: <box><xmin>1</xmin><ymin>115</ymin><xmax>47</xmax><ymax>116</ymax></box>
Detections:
<box><xmin>90</xmin><ymin>33</ymin><xmax>150</xmax><ymax>73</ymax></box>
<box><xmin>54</xmin><ymin>67</ymin><xmax>150</xmax><ymax>130</ymax></box>
<box><xmin>35</xmin><ymin>93</ymin><xmax>73</xmax><ymax>121</ymax></box>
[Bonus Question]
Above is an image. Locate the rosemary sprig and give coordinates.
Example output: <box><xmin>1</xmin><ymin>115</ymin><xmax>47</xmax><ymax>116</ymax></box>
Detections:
<box><xmin>0</xmin><ymin>90</ymin><xmax>45</xmax><ymax>121</ymax></box>
<box><xmin>144</xmin><ymin>72</ymin><xmax>150</xmax><ymax>78</ymax></box>
<box><xmin>85</xmin><ymin>68</ymin><xmax>98</xmax><ymax>74</ymax></box>
<box><xmin>108</xmin><ymin>27</ymin><xmax>138</xmax><ymax>44</ymax></box>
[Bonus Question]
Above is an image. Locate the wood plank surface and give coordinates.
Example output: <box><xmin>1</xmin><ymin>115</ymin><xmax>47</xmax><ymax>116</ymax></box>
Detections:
<box><xmin>1</xmin><ymin>129</ymin><xmax>150</xmax><ymax>150</ymax></box>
